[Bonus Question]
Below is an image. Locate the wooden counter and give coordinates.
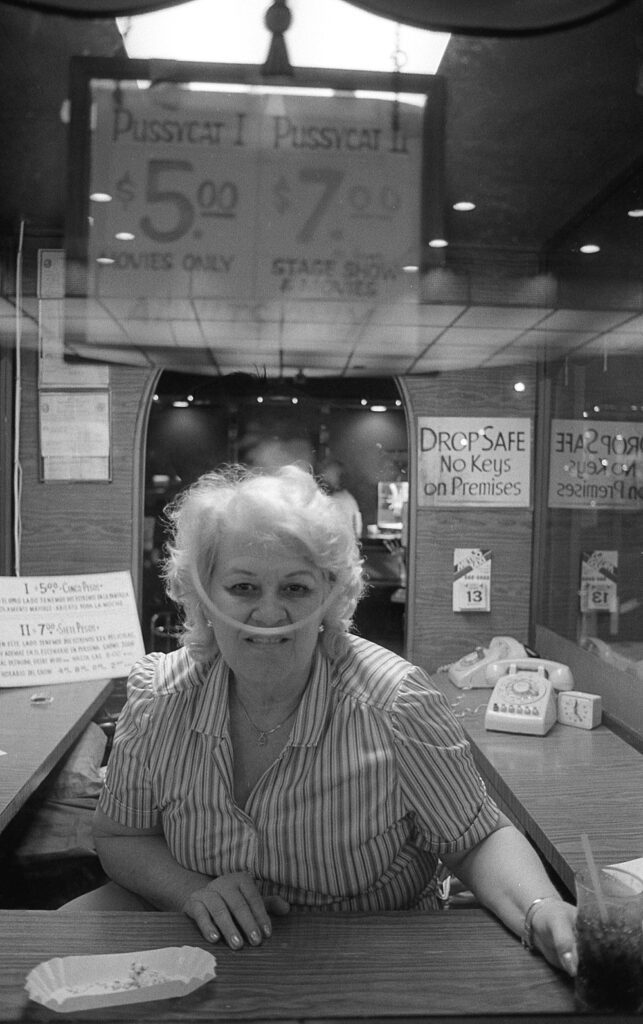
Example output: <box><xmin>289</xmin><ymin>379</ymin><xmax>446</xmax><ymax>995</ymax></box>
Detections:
<box><xmin>0</xmin><ymin>678</ymin><xmax>114</xmax><ymax>833</ymax></box>
<box><xmin>431</xmin><ymin>671</ymin><xmax>643</xmax><ymax>895</ymax></box>
<box><xmin>0</xmin><ymin>907</ymin><xmax>577</xmax><ymax>1021</ymax></box>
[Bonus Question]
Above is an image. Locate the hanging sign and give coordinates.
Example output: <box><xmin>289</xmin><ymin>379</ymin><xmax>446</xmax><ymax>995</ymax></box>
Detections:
<box><xmin>549</xmin><ymin>420</ymin><xmax>643</xmax><ymax>510</ymax></box>
<box><xmin>417</xmin><ymin>417</ymin><xmax>531</xmax><ymax>508</ymax></box>
<box><xmin>85</xmin><ymin>83</ymin><xmax>424</xmax><ymax>306</ymax></box>
<box><xmin>0</xmin><ymin>572</ymin><xmax>145</xmax><ymax>687</ymax></box>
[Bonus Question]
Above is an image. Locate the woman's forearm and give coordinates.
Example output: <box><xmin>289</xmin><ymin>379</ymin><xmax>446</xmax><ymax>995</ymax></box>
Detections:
<box><xmin>444</xmin><ymin>817</ymin><xmax>562</xmax><ymax>935</ymax></box>
<box><xmin>94</xmin><ymin>833</ymin><xmax>213</xmax><ymax>911</ymax></box>
<box><xmin>444</xmin><ymin>818</ymin><xmax>577</xmax><ymax>974</ymax></box>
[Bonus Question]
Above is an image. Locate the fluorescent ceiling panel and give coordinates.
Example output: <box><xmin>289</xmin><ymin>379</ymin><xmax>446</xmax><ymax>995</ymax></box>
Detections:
<box><xmin>118</xmin><ymin>0</ymin><xmax>450</xmax><ymax>74</ymax></box>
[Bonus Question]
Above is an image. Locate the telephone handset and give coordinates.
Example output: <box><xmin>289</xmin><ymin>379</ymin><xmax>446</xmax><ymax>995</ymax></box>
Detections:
<box><xmin>484</xmin><ymin>658</ymin><xmax>574</xmax><ymax>736</ymax></box>
<box><xmin>448</xmin><ymin>636</ymin><xmax>527</xmax><ymax>689</ymax></box>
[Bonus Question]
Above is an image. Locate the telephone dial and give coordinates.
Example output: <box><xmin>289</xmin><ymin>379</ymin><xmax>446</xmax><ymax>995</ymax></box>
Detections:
<box><xmin>484</xmin><ymin>658</ymin><xmax>574</xmax><ymax>736</ymax></box>
<box><xmin>448</xmin><ymin>636</ymin><xmax>528</xmax><ymax>689</ymax></box>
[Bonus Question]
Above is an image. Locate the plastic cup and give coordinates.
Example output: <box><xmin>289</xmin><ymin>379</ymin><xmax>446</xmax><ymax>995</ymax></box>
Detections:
<box><xmin>574</xmin><ymin>867</ymin><xmax>643</xmax><ymax>1014</ymax></box>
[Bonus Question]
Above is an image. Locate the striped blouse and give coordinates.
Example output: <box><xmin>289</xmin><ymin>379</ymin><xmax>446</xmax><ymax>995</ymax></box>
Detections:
<box><xmin>99</xmin><ymin>634</ymin><xmax>499</xmax><ymax>911</ymax></box>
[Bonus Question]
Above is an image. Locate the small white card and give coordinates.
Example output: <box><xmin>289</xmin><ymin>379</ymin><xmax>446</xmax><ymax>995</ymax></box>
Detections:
<box><xmin>453</xmin><ymin>549</ymin><xmax>492</xmax><ymax>613</ymax></box>
<box><xmin>580</xmin><ymin>550</ymin><xmax>618</xmax><ymax>613</ymax></box>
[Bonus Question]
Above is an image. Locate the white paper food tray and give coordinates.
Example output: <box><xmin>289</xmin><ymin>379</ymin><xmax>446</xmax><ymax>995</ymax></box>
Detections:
<box><xmin>25</xmin><ymin>945</ymin><xmax>216</xmax><ymax>1012</ymax></box>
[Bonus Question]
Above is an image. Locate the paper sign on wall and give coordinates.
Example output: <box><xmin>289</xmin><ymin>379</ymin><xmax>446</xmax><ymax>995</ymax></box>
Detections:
<box><xmin>418</xmin><ymin>418</ymin><xmax>531</xmax><ymax>508</ymax></box>
<box><xmin>453</xmin><ymin>549</ymin><xmax>492</xmax><ymax>612</ymax></box>
<box><xmin>580</xmin><ymin>551</ymin><xmax>618</xmax><ymax>613</ymax></box>
<box><xmin>0</xmin><ymin>571</ymin><xmax>145</xmax><ymax>687</ymax></box>
<box><xmin>39</xmin><ymin>390</ymin><xmax>111</xmax><ymax>481</ymax></box>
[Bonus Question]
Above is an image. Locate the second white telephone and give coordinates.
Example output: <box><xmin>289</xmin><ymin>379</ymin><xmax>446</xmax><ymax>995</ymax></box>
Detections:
<box><xmin>448</xmin><ymin>636</ymin><xmax>527</xmax><ymax>689</ymax></box>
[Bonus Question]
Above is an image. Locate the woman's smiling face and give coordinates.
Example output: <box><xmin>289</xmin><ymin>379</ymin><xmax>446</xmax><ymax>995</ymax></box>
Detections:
<box><xmin>208</xmin><ymin>528</ymin><xmax>328</xmax><ymax>691</ymax></box>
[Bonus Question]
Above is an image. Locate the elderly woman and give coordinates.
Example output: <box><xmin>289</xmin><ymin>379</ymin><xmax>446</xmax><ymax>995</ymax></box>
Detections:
<box><xmin>85</xmin><ymin>465</ymin><xmax>576</xmax><ymax>973</ymax></box>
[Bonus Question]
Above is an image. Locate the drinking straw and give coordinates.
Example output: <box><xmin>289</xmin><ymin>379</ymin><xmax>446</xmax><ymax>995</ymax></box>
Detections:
<box><xmin>580</xmin><ymin>832</ymin><xmax>608</xmax><ymax>921</ymax></box>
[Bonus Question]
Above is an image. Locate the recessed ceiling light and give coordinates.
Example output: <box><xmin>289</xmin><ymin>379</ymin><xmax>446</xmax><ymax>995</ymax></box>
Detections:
<box><xmin>428</xmin><ymin>238</ymin><xmax>448</xmax><ymax>248</ymax></box>
<box><xmin>95</xmin><ymin>256</ymin><xmax>115</xmax><ymax>265</ymax></box>
<box><xmin>90</xmin><ymin>192</ymin><xmax>112</xmax><ymax>203</ymax></box>
<box><xmin>115</xmin><ymin>231</ymin><xmax>135</xmax><ymax>241</ymax></box>
<box><xmin>579</xmin><ymin>243</ymin><xmax>600</xmax><ymax>254</ymax></box>
<box><xmin>172</xmin><ymin>400</ymin><xmax>189</xmax><ymax>408</ymax></box>
<box><xmin>513</xmin><ymin>381</ymin><xmax>526</xmax><ymax>393</ymax></box>
<box><xmin>453</xmin><ymin>201</ymin><xmax>476</xmax><ymax>212</ymax></box>
<box><xmin>627</xmin><ymin>208</ymin><xmax>643</xmax><ymax>218</ymax></box>
<box><xmin>370</xmin><ymin>405</ymin><xmax>387</xmax><ymax>412</ymax></box>
<box><xmin>403</xmin><ymin>264</ymin><xmax>419</xmax><ymax>272</ymax></box>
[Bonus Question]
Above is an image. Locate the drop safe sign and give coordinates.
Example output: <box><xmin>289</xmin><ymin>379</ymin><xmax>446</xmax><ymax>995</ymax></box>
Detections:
<box><xmin>417</xmin><ymin>417</ymin><xmax>532</xmax><ymax>508</ymax></box>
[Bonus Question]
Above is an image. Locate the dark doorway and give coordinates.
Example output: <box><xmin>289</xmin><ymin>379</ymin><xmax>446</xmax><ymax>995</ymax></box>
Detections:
<box><xmin>143</xmin><ymin>372</ymin><xmax>409</xmax><ymax>656</ymax></box>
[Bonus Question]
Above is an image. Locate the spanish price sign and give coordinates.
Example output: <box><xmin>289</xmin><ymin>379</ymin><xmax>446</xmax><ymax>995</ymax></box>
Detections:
<box><xmin>0</xmin><ymin>572</ymin><xmax>145</xmax><ymax>686</ymax></box>
<box><xmin>548</xmin><ymin>420</ymin><xmax>643</xmax><ymax>510</ymax></box>
<box><xmin>86</xmin><ymin>83</ymin><xmax>424</xmax><ymax>304</ymax></box>
<box><xmin>417</xmin><ymin>417</ymin><xmax>532</xmax><ymax>508</ymax></box>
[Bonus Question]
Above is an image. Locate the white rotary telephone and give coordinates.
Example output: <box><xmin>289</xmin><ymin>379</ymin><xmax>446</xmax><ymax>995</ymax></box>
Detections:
<box><xmin>484</xmin><ymin>657</ymin><xmax>574</xmax><ymax>736</ymax></box>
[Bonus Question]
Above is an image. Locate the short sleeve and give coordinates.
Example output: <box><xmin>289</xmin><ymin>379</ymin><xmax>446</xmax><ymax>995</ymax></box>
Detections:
<box><xmin>391</xmin><ymin>667</ymin><xmax>499</xmax><ymax>854</ymax></box>
<box><xmin>98</xmin><ymin>653</ymin><xmax>165</xmax><ymax>830</ymax></box>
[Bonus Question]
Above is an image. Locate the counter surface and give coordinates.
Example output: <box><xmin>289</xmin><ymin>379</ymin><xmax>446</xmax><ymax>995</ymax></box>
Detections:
<box><xmin>0</xmin><ymin>678</ymin><xmax>114</xmax><ymax>832</ymax></box>
<box><xmin>431</xmin><ymin>671</ymin><xmax>643</xmax><ymax>893</ymax></box>
<box><xmin>1</xmin><ymin>907</ymin><xmax>575</xmax><ymax>1022</ymax></box>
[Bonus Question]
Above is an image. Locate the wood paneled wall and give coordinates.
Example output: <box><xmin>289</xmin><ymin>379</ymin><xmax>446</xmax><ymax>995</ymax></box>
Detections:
<box><xmin>399</xmin><ymin>365</ymin><xmax>538</xmax><ymax>673</ymax></box>
<box><xmin>18</xmin><ymin>350</ymin><xmax>157</xmax><ymax>604</ymax></box>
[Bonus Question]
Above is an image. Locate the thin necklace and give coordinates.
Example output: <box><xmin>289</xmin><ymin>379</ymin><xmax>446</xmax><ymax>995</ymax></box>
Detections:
<box><xmin>234</xmin><ymin>690</ymin><xmax>299</xmax><ymax>746</ymax></box>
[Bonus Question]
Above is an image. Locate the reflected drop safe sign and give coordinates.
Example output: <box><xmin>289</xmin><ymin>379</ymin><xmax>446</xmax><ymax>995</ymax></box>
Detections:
<box><xmin>417</xmin><ymin>417</ymin><xmax>531</xmax><ymax>508</ymax></box>
<box><xmin>548</xmin><ymin>420</ymin><xmax>643</xmax><ymax>510</ymax></box>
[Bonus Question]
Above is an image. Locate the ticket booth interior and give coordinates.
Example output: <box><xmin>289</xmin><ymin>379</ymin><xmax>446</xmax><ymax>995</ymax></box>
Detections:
<box><xmin>0</xmin><ymin>0</ymin><xmax>642</xmax><ymax>925</ymax></box>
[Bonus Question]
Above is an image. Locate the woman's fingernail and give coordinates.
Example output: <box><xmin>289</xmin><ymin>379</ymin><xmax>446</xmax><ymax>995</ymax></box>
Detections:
<box><xmin>250</xmin><ymin>930</ymin><xmax>261</xmax><ymax>945</ymax></box>
<box><xmin>209</xmin><ymin>931</ymin><xmax>219</xmax><ymax>943</ymax></box>
<box><xmin>263</xmin><ymin>923</ymin><xmax>272</xmax><ymax>937</ymax></box>
<box><xmin>561</xmin><ymin>951</ymin><xmax>576</xmax><ymax>976</ymax></box>
<box><xmin>230</xmin><ymin>934</ymin><xmax>242</xmax><ymax>948</ymax></box>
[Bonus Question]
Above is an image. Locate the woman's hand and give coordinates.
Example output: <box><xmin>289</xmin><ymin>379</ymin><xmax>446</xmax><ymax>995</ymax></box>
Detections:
<box><xmin>182</xmin><ymin>871</ymin><xmax>290</xmax><ymax>949</ymax></box>
<box><xmin>531</xmin><ymin>899</ymin><xmax>578</xmax><ymax>976</ymax></box>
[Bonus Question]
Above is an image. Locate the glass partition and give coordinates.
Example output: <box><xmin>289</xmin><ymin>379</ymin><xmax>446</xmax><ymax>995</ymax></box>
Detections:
<box><xmin>536</xmin><ymin>354</ymin><xmax>643</xmax><ymax>682</ymax></box>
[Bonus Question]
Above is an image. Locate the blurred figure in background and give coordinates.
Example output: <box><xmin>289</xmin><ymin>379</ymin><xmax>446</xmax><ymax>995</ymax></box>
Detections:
<box><xmin>317</xmin><ymin>457</ymin><xmax>363</xmax><ymax>539</ymax></box>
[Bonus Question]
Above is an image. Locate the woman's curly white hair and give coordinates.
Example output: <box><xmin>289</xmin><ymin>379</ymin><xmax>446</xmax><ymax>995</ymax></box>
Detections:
<box><xmin>161</xmin><ymin>463</ymin><xmax>366</xmax><ymax>662</ymax></box>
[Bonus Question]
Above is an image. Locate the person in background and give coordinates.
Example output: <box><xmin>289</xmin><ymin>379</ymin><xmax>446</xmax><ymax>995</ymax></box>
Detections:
<box><xmin>67</xmin><ymin>464</ymin><xmax>576</xmax><ymax>976</ymax></box>
<box><xmin>317</xmin><ymin>457</ymin><xmax>363</xmax><ymax>539</ymax></box>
